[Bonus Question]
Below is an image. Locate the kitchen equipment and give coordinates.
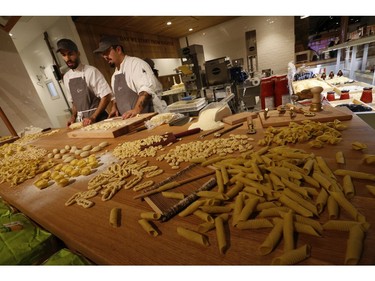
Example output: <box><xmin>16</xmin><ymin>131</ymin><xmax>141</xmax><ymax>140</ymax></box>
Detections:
<box><xmin>247</xmin><ymin>116</ymin><xmax>256</xmax><ymax>134</ymax></box>
<box><xmin>133</xmin><ymin>170</ymin><xmax>216</xmax><ymax>200</ymax></box>
<box><xmin>141</xmin><ymin>127</ymin><xmax>201</xmax><ymax>149</ymax></box>
<box><xmin>310</xmin><ymin>86</ymin><xmax>323</xmax><ymax>112</ymax></box>
<box><xmin>159</xmin><ymin>178</ymin><xmax>217</xmax><ymax>222</ymax></box>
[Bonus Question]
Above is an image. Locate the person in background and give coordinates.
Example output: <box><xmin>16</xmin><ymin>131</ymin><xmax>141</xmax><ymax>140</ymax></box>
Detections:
<box><xmin>143</xmin><ymin>57</ymin><xmax>163</xmax><ymax>96</ymax></box>
<box><xmin>94</xmin><ymin>36</ymin><xmax>167</xmax><ymax>119</ymax></box>
<box><xmin>56</xmin><ymin>38</ymin><xmax>113</xmax><ymax>127</ymax></box>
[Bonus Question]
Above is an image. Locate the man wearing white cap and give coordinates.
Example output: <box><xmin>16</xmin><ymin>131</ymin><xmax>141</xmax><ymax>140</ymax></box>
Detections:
<box><xmin>94</xmin><ymin>36</ymin><xmax>167</xmax><ymax>119</ymax></box>
<box><xmin>56</xmin><ymin>38</ymin><xmax>113</xmax><ymax>126</ymax></box>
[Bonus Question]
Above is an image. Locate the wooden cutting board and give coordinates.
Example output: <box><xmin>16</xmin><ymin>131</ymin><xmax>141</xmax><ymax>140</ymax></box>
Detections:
<box><xmin>259</xmin><ymin>105</ymin><xmax>353</xmax><ymax>128</ymax></box>
<box><xmin>67</xmin><ymin>112</ymin><xmax>157</xmax><ymax>138</ymax></box>
<box><xmin>222</xmin><ymin>111</ymin><xmax>258</xmax><ymax>125</ymax></box>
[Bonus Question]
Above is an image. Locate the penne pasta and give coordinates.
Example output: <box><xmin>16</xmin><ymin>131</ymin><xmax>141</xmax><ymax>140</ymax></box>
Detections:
<box><xmin>138</xmin><ymin>219</ymin><xmax>159</xmax><ymax>237</ymax></box>
<box><xmin>334</xmin><ymin>169</ymin><xmax>375</xmax><ymax>181</ymax></box>
<box><xmin>225</xmin><ymin>181</ymin><xmax>244</xmax><ymax>199</ymax></box>
<box><xmin>215</xmin><ymin>169</ymin><xmax>225</xmax><ymax>193</ymax></box>
<box><xmin>366</xmin><ymin>184</ymin><xmax>375</xmax><ymax>196</ymax></box>
<box><xmin>236</xmin><ymin>218</ymin><xmax>273</xmax><ymax>229</ymax></box>
<box><xmin>232</xmin><ymin>193</ymin><xmax>244</xmax><ymax>226</ymax></box>
<box><xmin>272</xmin><ymin>244</ymin><xmax>311</xmax><ymax>265</ymax></box>
<box><xmin>258</xmin><ymin>206</ymin><xmax>290</xmax><ymax>217</ymax></box>
<box><xmin>316</xmin><ymin>156</ymin><xmax>336</xmax><ymax>180</ymax></box>
<box><xmin>215</xmin><ymin>216</ymin><xmax>228</xmax><ymax>254</ymax></box>
<box><xmin>238</xmin><ymin>197</ymin><xmax>259</xmax><ymax>222</ymax></box>
<box><xmin>162</xmin><ymin>191</ymin><xmax>185</xmax><ymax>200</ymax></box>
<box><xmin>269</xmin><ymin>173</ymin><xmax>285</xmax><ymax>190</ymax></box>
<box><xmin>315</xmin><ymin>188</ymin><xmax>329</xmax><ymax>214</ymax></box>
<box><xmin>283</xmin><ymin>188</ymin><xmax>318</xmax><ymax>216</ymax></box>
<box><xmin>327</xmin><ymin>195</ymin><xmax>339</xmax><ymax>220</ymax></box>
<box><xmin>329</xmin><ymin>191</ymin><xmax>366</xmax><ymax>222</ymax></box>
<box><xmin>283</xmin><ymin>210</ymin><xmax>295</xmax><ymax>252</ymax></box>
<box><xmin>345</xmin><ymin>224</ymin><xmax>365</xmax><ymax>265</ymax></box>
<box><xmin>109</xmin><ymin>207</ymin><xmax>121</xmax><ymax>227</ymax></box>
<box><xmin>278</xmin><ymin>194</ymin><xmax>314</xmax><ymax>218</ymax></box>
<box><xmin>193</xmin><ymin>210</ymin><xmax>214</xmax><ymax>223</ymax></box>
<box><xmin>140</xmin><ymin>212</ymin><xmax>161</xmax><ymax>220</ymax></box>
<box><xmin>177</xmin><ymin>226</ymin><xmax>210</xmax><ymax>246</ymax></box>
<box><xmin>302</xmin><ymin>159</ymin><xmax>314</xmax><ymax>175</ymax></box>
<box><xmin>342</xmin><ymin>175</ymin><xmax>355</xmax><ymax>198</ymax></box>
<box><xmin>220</xmin><ymin>166</ymin><xmax>229</xmax><ymax>186</ymax></box>
<box><xmin>323</xmin><ymin>220</ymin><xmax>370</xmax><ymax>232</ymax></box>
<box><xmin>335</xmin><ymin>151</ymin><xmax>345</xmax><ymax>164</ymax></box>
<box><xmin>178</xmin><ymin>200</ymin><xmax>205</xmax><ymax>217</ymax></box>
<box><xmin>258</xmin><ymin>220</ymin><xmax>284</xmax><ymax>255</ymax></box>
<box><xmin>199</xmin><ymin>205</ymin><xmax>232</xmax><ymax>214</ymax></box>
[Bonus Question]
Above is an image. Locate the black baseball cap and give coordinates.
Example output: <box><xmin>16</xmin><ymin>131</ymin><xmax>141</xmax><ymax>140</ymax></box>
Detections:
<box><xmin>93</xmin><ymin>36</ymin><xmax>121</xmax><ymax>53</ymax></box>
<box><xmin>56</xmin><ymin>38</ymin><xmax>78</xmax><ymax>53</ymax></box>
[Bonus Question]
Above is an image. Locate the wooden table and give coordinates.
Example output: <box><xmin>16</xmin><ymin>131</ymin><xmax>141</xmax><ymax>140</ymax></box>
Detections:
<box><xmin>1</xmin><ymin>114</ymin><xmax>375</xmax><ymax>265</ymax></box>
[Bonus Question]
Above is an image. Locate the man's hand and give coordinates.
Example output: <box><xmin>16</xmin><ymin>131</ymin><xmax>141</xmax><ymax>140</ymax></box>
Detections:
<box><xmin>122</xmin><ymin>109</ymin><xmax>140</xmax><ymax>119</ymax></box>
<box><xmin>108</xmin><ymin>109</ymin><xmax>119</xmax><ymax>118</ymax></box>
<box><xmin>82</xmin><ymin>116</ymin><xmax>95</xmax><ymax>126</ymax></box>
<box><xmin>67</xmin><ymin>117</ymin><xmax>76</xmax><ymax>127</ymax></box>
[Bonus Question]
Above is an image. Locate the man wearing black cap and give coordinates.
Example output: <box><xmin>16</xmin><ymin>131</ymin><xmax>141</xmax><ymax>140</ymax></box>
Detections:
<box><xmin>56</xmin><ymin>38</ymin><xmax>113</xmax><ymax>127</ymax></box>
<box><xmin>94</xmin><ymin>36</ymin><xmax>167</xmax><ymax>119</ymax></box>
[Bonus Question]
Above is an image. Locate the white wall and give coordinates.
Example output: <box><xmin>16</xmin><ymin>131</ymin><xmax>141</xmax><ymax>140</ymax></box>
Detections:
<box><xmin>179</xmin><ymin>16</ymin><xmax>295</xmax><ymax>76</ymax></box>
<box><xmin>153</xmin><ymin>58</ymin><xmax>182</xmax><ymax>76</ymax></box>
<box><xmin>0</xmin><ymin>29</ymin><xmax>52</xmax><ymax>136</ymax></box>
<box><xmin>13</xmin><ymin>16</ymin><xmax>89</xmax><ymax>129</ymax></box>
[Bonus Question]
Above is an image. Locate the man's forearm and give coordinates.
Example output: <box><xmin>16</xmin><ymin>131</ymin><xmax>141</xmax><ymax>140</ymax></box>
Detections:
<box><xmin>134</xmin><ymin>91</ymin><xmax>151</xmax><ymax>112</ymax></box>
<box><xmin>90</xmin><ymin>94</ymin><xmax>111</xmax><ymax>120</ymax></box>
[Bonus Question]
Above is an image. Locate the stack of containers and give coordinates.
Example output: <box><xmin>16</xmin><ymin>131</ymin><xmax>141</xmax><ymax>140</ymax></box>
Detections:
<box><xmin>260</xmin><ymin>74</ymin><xmax>290</xmax><ymax>109</ymax></box>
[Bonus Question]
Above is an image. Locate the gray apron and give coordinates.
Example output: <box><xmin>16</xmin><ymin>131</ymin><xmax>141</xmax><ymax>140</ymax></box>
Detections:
<box><xmin>113</xmin><ymin>73</ymin><xmax>152</xmax><ymax>115</ymax></box>
<box><xmin>68</xmin><ymin>76</ymin><xmax>107</xmax><ymax>121</ymax></box>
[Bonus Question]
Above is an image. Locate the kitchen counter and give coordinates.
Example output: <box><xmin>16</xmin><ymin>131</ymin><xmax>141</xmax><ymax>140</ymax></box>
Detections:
<box><xmin>1</xmin><ymin>113</ymin><xmax>375</xmax><ymax>265</ymax></box>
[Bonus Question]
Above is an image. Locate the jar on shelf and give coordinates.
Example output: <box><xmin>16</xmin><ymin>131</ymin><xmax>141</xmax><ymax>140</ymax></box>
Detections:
<box><xmin>340</xmin><ymin>89</ymin><xmax>350</xmax><ymax>100</ymax></box>
<box><xmin>360</xmin><ymin>87</ymin><xmax>373</xmax><ymax>103</ymax></box>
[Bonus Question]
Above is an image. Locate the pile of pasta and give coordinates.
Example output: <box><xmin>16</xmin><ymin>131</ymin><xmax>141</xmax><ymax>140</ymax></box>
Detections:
<box><xmin>65</xmin><ymin>158</ymin><xmax>163</xmax><ymax>209</ymax></box>
<box><xmin>0</xmin><ymin>143</ymin><xmax>52</xmax><ymax>186</ymax></box>
<box><xmin>14</xmin><ymin>129</ymin><xmax>59</xmax><ymax>146</ymax></box>
<box><xmin>136</xmin><ymin>145</ymin><xmax>374</xmax><ymax>265</ymax></box>
<box><xmin>258</xmin><ymin>119</ymin><xmax>347</xmax><ymax>148</ymax></box>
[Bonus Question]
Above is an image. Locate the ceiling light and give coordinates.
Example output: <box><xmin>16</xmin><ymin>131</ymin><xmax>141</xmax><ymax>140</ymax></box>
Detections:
<box><xmin>9</xmin><ymin>33</ymin><xmax>13</xmax><ymax>37</ymax></box>
<box><xmin>189</xmin><ymin>28</ymin><xmax>193</xmax><ymax>31</ymax></box>
<box><xmin>300</xmin><ymin>16</ymin><xmax>309</xmax><ymax>19</ymax></box>
<box><xmin>167</xmin><ymin>21</ymin><xmax>172</xmax><ymax>25</ymax></box>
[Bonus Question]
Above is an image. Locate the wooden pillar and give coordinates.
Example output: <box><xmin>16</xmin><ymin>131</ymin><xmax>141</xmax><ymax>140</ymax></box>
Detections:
<box><xmin>340</xmin><ymin>16</ymin><xmax>348</xmax><ymax>44</ymax></box>
<box><xmin>0</xmin><ymin>106</ymin><xmax>18</xmax><ymax>136</ymax></box>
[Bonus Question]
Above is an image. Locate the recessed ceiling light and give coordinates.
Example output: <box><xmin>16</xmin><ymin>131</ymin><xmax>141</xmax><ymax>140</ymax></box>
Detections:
<box><xmin>9</xmin><ymin>33</ymin><xmax>13</xmax><ymax>37</ymax></box>
<box><xmin>189</xmin><ymin>28</ymin><xmax>193</xmax><ymax>31</ymax></box>
<box><xmin>167</xmin><ymin>21</ymin><xmax>172</xmax><ymax>25</ymax></box>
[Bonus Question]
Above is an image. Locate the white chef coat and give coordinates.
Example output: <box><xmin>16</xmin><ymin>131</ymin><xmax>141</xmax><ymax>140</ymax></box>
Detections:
<box><xmin>63</xmin><ymin>63</ymin><xmax>113</xmax><ymax>103</ymax></box>
<box><xmin>111</xmin><ymin>56</ymin><xmax>167</xmax><ymax>113</ymax></box>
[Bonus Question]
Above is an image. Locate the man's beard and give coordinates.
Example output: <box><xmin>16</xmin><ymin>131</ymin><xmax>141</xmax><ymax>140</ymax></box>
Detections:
<box><xmin>66</xmin><ymin>58</ymin><xmax>80</xmax><ymax>70</ymax></box>
<box><xmin>109</xmin><ymin>62</ymin><xmax>115</xmax><ymax>68</ymax></box>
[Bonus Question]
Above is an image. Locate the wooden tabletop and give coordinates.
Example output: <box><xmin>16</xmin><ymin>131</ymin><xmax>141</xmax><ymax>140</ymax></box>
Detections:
<box><xmin>1</xmin><ymin>113</ymin><xmax>375</xmax><ymax>265</ymax></box>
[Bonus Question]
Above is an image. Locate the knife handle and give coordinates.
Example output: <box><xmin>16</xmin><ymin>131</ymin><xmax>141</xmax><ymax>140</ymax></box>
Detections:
<box><xmin>174</xmin><ymin>127</ymin><xmax>201</xmax><ymax>138</ymax></box>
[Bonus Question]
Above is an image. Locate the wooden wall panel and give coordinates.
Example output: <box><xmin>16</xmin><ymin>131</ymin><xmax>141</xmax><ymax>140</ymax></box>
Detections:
<box><xmin>74</xmin><ymin>22</ymin><xmax>181</xmax><ymax>83</ymax></box>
